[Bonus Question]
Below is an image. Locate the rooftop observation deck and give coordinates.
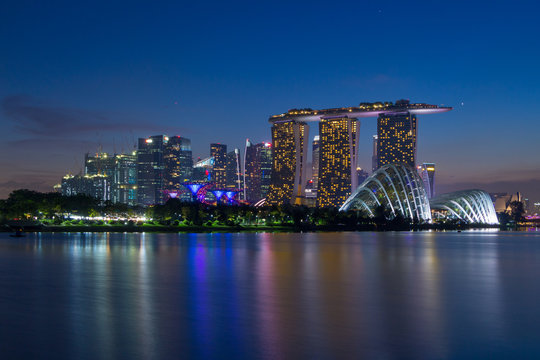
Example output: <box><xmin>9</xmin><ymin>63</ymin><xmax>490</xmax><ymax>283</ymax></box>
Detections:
<box><xmin>269</xmin><ymin>100</ymin><xmax>452</xmax><ymax>123</ymax></box>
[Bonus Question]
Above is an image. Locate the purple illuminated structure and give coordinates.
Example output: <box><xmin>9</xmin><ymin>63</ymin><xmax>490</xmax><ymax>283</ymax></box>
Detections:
<box><xmin>224</xmin><ymin>190</ymin><xmax>240</xmax><ymax>204</ymax></box>
<box><xmin>162</xmin><ymin>189</ymin><xmax>186</xmax><ymax>201</ymax></box>
<box><xmin>211</xmin><ymin>190</ymin><xmax>226</xmax><ymax>203</ymax></box>
<box><xmin>182</xmin><ymin>182</ymin><xmax>212</xmax><ymax>203</ymax></box>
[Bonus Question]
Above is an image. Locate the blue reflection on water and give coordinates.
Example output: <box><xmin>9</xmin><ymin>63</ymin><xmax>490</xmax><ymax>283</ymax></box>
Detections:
<box><xmin>1</xmin><ymin>231</ymin><xmax>540</xmax><ymax>359</ymax></box>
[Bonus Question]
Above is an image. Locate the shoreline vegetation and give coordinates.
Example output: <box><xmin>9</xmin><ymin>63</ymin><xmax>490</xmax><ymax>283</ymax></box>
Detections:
<box><xmin>0</xmin><ymin>189</ymin><xmax>521</xmax><ymax>234</ymax></box>
<box><xmin>1</xmin><ymin>223</ymin><xmax>502</xmax><ymax>233</ymax></box>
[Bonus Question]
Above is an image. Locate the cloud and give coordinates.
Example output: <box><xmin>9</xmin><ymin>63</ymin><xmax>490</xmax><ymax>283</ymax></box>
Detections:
<box><xmin>1</xmin><ymin>94</ymin><xmax>187</xmax><ymax>136</ymax></box>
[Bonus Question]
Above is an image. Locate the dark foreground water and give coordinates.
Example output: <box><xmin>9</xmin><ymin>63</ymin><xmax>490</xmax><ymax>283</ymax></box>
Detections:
<box><xmin>1</xmin><ymin>231</ymin><xmax>540</xmax><ymax>359</ymax></box>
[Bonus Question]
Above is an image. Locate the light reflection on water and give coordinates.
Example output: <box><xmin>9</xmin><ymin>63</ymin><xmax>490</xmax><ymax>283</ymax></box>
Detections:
<box><xmin>1</xmin><ymin>231</ymin><xmax>540</xmax><ymax>359</ymax></box>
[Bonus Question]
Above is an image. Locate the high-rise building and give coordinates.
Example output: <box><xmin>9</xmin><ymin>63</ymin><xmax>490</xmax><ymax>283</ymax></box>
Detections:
<box><xmin>312</xmin><ymin>135</ymin><xmax>320</xmax><ymax>190</ymax></box>
<box><xmin>137</xmin><ymin>135</ymin><xmax>167</xmax><ymax>206</ymax></box>
<box><xmin>419</xmin><ymin>163</ymin><xmax>436</xmax><ymax>199</ymax></box>
<box><xmin>164</xmin><ymin>136</ymin><xmax>193</xmax><ymax>192</ymax></box>
<box><xmin>316</xmin><ymin>117</ymin><xmax>359</xmax><ymax>208</ymax></box>
<box><xmin>244</xmin><ymin>140</ymin><xmax>272</xmax><ymax>203</ymax></box>
<box><xmin>61</xmin><ymin>174</ymin><xmax>111</xmax><ymax>202</ymax></box>
<box><xmin>377</xmin><ymin>102</ymin><xmax>417</xmax><ymax>168</ymax></box>
<box><xmin>371</xmin><ymin>135</ymin><xmax>378</xmax><ymax>172</ymax></box>
<box><xmin>113</xmin><ymin>152</ymin><xmax>137</xmax><ymax>206</ymax></box>
<box><xmin>268</xmin><ymin>100</ymin><xmax>451</xmax><ymax>206</ymax></box>
<box><xmin>356</xmin><ymin>167</ymin><xmax>369</xmax><ymax>186</ymax></box>
<box><xmin>210</xmin><ymin>143</ymin><xmax>227</xmax><ymax>188</ymax></box>
<box><xmin>266</xmin><ymin>120</ymin><xmax>309</xmax><ymax>205</ymax></box>
<box><xmin>85</xmin><ymin>152</ymin><xmax>116</xmax><ymax>177</ymax></box>
<box><xmin>226</xmin><ymin>149</ymin><xmax>242</xmax><ymax>189</ymax></box>
<box><xmin>260</xmin><ymin>142</ymin><xmax>272</xmax><ymax>200</ymax></box>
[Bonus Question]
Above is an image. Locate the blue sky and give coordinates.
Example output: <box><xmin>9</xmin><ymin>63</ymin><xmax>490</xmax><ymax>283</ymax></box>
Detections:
<box><xmin>1</xmin><ymin>0</ymin><xmax>540</xmax><ymax>199</ymax></box>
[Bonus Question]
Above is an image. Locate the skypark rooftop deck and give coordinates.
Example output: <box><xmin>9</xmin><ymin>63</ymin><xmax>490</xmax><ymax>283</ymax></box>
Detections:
<box><xmin>269</xmin><ymin>99</ymin><xmax>452</xmax><ymax>123</ymax></box>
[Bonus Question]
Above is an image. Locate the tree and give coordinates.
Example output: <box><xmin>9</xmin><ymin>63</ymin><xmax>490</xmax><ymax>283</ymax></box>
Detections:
<box><xmin>509</xmin><ymin>201</ymin><xmax>525</xmax><ymax>222</ymax></box>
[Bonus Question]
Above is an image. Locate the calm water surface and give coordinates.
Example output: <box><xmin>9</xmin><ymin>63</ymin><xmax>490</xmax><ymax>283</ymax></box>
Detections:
<box><xmin>1</xmin><ymin>231</ymin><xmax>540</xmax><ymax>359</ymax></box>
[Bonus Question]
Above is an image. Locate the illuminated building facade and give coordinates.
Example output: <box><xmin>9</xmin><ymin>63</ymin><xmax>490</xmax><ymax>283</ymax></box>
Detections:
<box><xmin>85</xmin><ymin>152</ymin><xmax>116</xmax><ymax>177</ymax></box>
<box><xmin>377</xmin><ymin>110</ymin><xmax>417</xmax><ymax>168</ymax></box>
<box><xmin>113</xmin><ymin>152</ymin><xmax>137</xmax><ymax>206</ymax></box>
<box><xmin>244</xmin><ymin>140</ymin><xmax>272</xmax><ymax>203</ymax></box>
<box><xmin>226</xmin><ymin>149</ymin><xmax>242</xmax><ymax>189</ymax></box>
<box><xmin>266</xmin><ymin>120</ymin><xmax>309</xmax><ymax>205</ymax></box>
<box><xmin>357</xmin><ymin>167</ymin><xmax>369</xmax><ymax>185</ymax></box>
<box><xmin>419</xmin><ymin>163</ymin><xmax>436</xmax><ymax>199</ymax></box>
<box><xmin>259</xmin><ymin>142</ymin><xmax>272</xmax><ymax>200</ymax></box>
<box><xmin>269</xmin><ymin>100</ymin><xmax>451</xmax><ymax>208</ymax></box>
<box><xmin>164</xmin><ymin>136</ymin><xmax>193</xmax><ymax>201</ymax></box>
<box><xmin>371</xmin><ymin>135</ymin><xmax>378</xmax><ymax>172</ymax></box>
<box><xmin>137</xmin><ymin>135</ymin><xmax>167</xmax><ymax>206</ymax></box>
<box><xmin>430</xmin><ymin>190</ymin><xmax>499</xmax><ymax>224</ymax></box>
<box><xmin>312</xmin><ymin>135</ymin><xmax>320</xmax><ymax>190</ymax></box>
<box><xmin>340</xmin><ymin>164</ymin><xmax>432</xmax><ymax>222</ymax></box>
<box><xmin>316</xmin><ymin>117</ymin><xmax>359</xmax><ymax>208</ymax></box>
<box><xmin>210</xmin><ymin>143</ymin><xmax>227</xmax><ymax>188</ymax></box>
<box><xmin>61</xmin><ymin>174</ymin><xmax>111</xmax><ymax>202</ymax></box>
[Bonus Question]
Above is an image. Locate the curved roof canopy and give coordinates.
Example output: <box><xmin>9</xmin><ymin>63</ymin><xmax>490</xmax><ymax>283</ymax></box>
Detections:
<box><xmin>340</xmin><ymin>164</ymin><xmax>432</xmax><ymax>222</ymax></box>
<box><xmin>430</xmin><ymin>190</ymin><xmax>499</xmax><ymax>225</ymax></box>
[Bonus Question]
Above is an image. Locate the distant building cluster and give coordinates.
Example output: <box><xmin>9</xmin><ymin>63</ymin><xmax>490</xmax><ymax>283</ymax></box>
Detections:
<box><xmin>59</xmin><ymin>136</ymin><xmax>272</xmax><ymax>206</ymax></box>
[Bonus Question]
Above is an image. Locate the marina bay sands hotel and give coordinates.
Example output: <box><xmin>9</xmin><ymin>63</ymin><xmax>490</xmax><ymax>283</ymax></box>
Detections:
<box><xmin>266</xmin><ymin>99</ymin><xmax>452</xmax><ymax>207</ymax></box>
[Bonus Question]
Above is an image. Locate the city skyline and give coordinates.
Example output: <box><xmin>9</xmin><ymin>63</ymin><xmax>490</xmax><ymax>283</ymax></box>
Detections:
<box><xmin>1</xmin><ymin>1</ymin><xmax>540</xmax><ymax>201</ymax></box>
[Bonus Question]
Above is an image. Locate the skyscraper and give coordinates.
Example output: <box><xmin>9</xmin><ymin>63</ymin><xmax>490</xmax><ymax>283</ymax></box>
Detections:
<box><xmin>164</xmin><ymin>136</ymin><xmax>193</xmax><ymax>192</ymax></box>
<box><xmin>210</xmin><ymin>143</ymin><xmax>227</xmax><ymax>188</ymax></box>
<box><xmin>85</xmin><ymin>152</ymin><xmax>116</xmax><ymax>177</ymax></box>
<box><xmin>260</xmin><ymin>142</ymin><xmax>272</xmax><ymax>200</ymax></box>
<box><xmin>316</xmin><ymin>117</ymin><xmax>359</xmax><ymax>208</ymax></box>
<box><xmin>312</xmin><ymin>135</ymin><xmax>320</xmax><ymax>190</ymax></box>
<box><xmin>268</xmin><ymin>100</ymin><xmax>451</xmax><ymax>206</ymax></box>
<box><xmin>137</xmin><ymin>135</ymin><xmax>167</xmax><ymax>206</ymax></box>
<box><xmin>371</xmin><ymin>135</ymin><xmax>378</xmax><ymax>173</ymax></box>
<box><xmin>113</xmin><ymin>152</ymin><xmax>137</xmax><ymax>206</ymax></box>
<box><xmin>226</xmin><ymin>148</ymin><xmax>242</xmax><ymax>189</ymax></box>
<box><xmin>266</xmin><ymin>120</ymin><xmax>309</xmax><ymax>205</ymax></box>
<box><xmin>61</xmin><ymin>174</ymin><xmax>111</xmax><ymax>202</ymax></box>
<box><xmin>244</xmin><ymin>140</ymin><xmax>272</xmax><ymax>203</ymax></box>
<box><xmin>419</xmin><ymin>163</ymin><xmax>436</xmax><ymax>199</ymax></box>
<box><xmin>377</xmin><ymin>103</ymin><xmax>417</xmax><ymax>168</ymax></box>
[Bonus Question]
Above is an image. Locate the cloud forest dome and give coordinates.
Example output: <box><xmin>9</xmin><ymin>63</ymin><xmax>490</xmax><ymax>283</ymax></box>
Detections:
<box><xmin>430</xmin><ymin>190</ymin><xmax>499</xmax><ymax>225</ymax></box>
<box><xmin>340</xmin><ymin>164</ymin><xmax>432</xmax><ymax>222</ymax></box>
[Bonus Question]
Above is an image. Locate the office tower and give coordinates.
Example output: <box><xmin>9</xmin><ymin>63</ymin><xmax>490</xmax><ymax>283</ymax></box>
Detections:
<box><xmin>61</xmin><ymin>174</ymin><xmax>111</xmax><ymax>202</ymax></box>
<box><xmin>137</xmin><ymin>135</ymin><xmax>167</xmax><ymax>206</ymax></box>
<box><xmin>113</xmin><ymin>152</ymin><xmax>137</xmax><ymax>206</ymax></box>
<box><xmin>259</xmin><ymin>142</ymin><xmax>272</xmax><ymax>200</ymax></box>
<box><xmin>85</xmin><ymin>152</ymin><xmax>116</xmax><ymax>177</ymax></box>
<box><xmin>244</xmin><ymin>140</ymin><xmax>272</xmax><ymax>203</ymax></box>
<box><xmin>371</xmin><ymin>135</ymin><xmax>378</xmax><ymax>172</ymax></box>
<box><xmin>312</xmin><ymin>135</ymin><xmax>320</xmax><ymax>190</ymax></box>
<box><xmin>210</xmin><ymin>143</ymin><xmax>227</xmax><ymax>188</ymax></box>
<box><xmin>316</xmin><ymin>117</ymin><xmax>359</xmax><ymax>208</ymax></box>
<box><xmin>419</xmin><ymin>163</ymin><xmax>436</xmax><ymax>199</ymax></box>
<box><xmin>226</xmin><ymin>148</ymin><xmax>242</xmax><ymax>189</ymax></box>
<box><xmin>164</xmin><ymin>136</ymin><xmax>193</xmax><ymax>191</ymax></box>
<box><xmin>266</xmin><ymin>120</ymin><xmax>309</xmax><ymax>205</ymax></box>
<box><xmin>377</xmin><ymin>110</ymin><xmax>417</xmax><ymax>168</ymax></box>
<box><xmin>356</xmin><ymin>167</ymin><xmax>369</xmax><ymax>186</ymax></box>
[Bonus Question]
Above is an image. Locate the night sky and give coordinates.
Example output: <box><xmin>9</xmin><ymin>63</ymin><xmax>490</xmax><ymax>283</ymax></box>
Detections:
<box><xmin>1</xmin><ymin>0</ymin><xmax>539</xmax><ymax>201</ymax></box>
